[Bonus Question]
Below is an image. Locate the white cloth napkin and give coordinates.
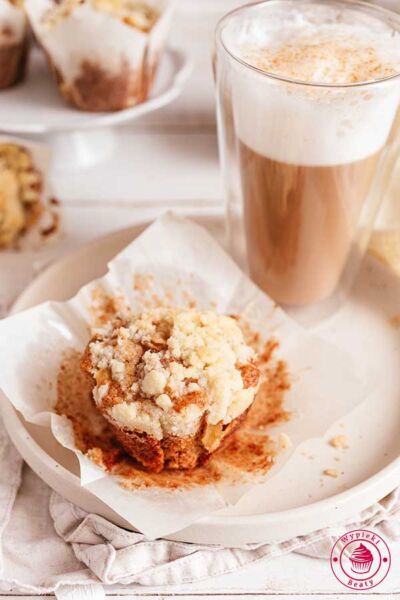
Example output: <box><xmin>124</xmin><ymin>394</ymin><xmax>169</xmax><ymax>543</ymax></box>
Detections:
<box><xmin>1</xmin><ymin>418</ymin><xmax>400</xmax><ymax>598</ymax></box>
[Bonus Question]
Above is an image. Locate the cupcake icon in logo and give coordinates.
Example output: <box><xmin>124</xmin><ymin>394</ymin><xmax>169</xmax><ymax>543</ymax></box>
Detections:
<box><xmin>350</xmin><ymin>543</ymin><xmax>373</xmax><ymax>574</ymax></box>
<box><xmin>330</xmin><ymin>529</ymin><xmax>391</xmax><ymax>590</ymax></box>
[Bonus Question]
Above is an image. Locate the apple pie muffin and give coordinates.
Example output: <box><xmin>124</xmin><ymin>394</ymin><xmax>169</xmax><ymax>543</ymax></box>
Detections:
<box><xmin>26</xmin><ymin>0</ymin><xmax>172</xmax><ymax>111</ymax></box>
<box><xmin>0</xmin><ymin>143</ymin><xmax>43</xmax><ymax>248</ymax></box>
<box><xmin>0</xmin><ymin>0</ymin><xmax>29</xmax><ymax>90</ymax></box>
<box><xmin>45</xmin><ymin>0</ymin><xmax>159</xmax><ymax>31</ymax></box>
<box><xmin>81</xmin><ymin>308</ymin><xmax>261</xmax><ymax>472</ymax></box>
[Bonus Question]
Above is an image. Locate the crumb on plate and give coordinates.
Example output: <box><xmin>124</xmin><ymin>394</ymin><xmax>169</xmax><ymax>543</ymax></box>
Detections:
<box><xmin>329</xmin><ymin>435</ymin><xmax>349</xmax><ymax>450</ymax></box>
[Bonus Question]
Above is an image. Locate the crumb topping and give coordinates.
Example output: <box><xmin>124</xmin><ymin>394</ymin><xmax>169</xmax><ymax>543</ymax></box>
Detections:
<box><xmin>57</xmin><ymin>339</ymin><xmax>288</xmax><ymax>488</ymax></box>
<box><xmin>243</xmin><ymin>35</ymin><xmax>398</xmax><ymax>84</ymax></box>
<box><xmin>83</xmin><ymin>308</ymin><xmax>260</xmax><ymax>440</ymax></box>
<box><xmin>43</xmin><ymin>0</ymin><xmax>159</xmax><ymax>31</ymax></box>
<box><xmin>0</xmin><ymin>144</ymin><xmax>43</xmax><ymax>248</ymax></box>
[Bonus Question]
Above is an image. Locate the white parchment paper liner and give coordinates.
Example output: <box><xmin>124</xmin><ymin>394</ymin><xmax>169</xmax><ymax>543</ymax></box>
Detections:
<box><xmin>0</xmin><ymin>213</ymin><xmax>366</xmax><ymax>538</ymax></box>
<box><xmin>0</xmin><ymin>134</ymin><xmax>58</xmax><ymax>250</ymax></box>
<box><xmin>25</xmin><ymin>0</ymin><xmax>175</xmax><ymax>107</ymax></box>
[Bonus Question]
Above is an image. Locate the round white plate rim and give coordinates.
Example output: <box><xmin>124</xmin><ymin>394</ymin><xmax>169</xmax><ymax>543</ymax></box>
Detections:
<box><xmin>0</xmin><ymin>47</ymin><xmax>192</xmax><ymax>134</ymax></box>
<box><xmin>3</xmin><ymin>218</ymin><xmax>400</xmax><ymax>543</ymax></box>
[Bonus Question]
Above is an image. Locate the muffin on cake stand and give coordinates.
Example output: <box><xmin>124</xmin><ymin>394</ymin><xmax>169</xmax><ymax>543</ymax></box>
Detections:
<box><xmin>0</xmin><ymin>0</ymin><xmax>30</xmax><ymax>90</ymax></box>
<box><xmin>0</xmin><ymin>46</ymin><xmax>191</xmax><ymax>171</ymax></box>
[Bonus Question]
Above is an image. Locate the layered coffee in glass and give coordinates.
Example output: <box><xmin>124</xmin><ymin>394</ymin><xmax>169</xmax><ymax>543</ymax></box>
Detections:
<box><xmin>215</xmin><ymin>0</ymin><xmax>400</xmax><ymax>306</ymax></box>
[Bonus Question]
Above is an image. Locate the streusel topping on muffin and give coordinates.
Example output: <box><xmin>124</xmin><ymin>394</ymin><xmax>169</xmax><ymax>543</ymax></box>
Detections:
<box><xmin>43</xmin><ymin>0</ymin><xmax>159</xmax><ymax>31</ymax></box>
<box><xmin>0</xmin><ymin>144</ymin><xmax>43</xmax><ymax>247</ymax></box>
<box><xmin>83</xmin><ymin>308</ymin><xmax>260</xmax><ymax>442</ymax></box>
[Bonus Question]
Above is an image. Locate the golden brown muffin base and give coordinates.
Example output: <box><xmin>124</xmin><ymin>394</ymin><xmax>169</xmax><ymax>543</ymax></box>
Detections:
<box><xmin>110</xmin><ymin>408</ymin><xmax>250</xmax><ymax>473</ymax></box>
<box><xmin>48</xmin><ymin>54</ymin><xmax>159</xmax><ymax>112</ymax></box>
<box><xmin>0</xmin><ymin>36</ymin><xmax>29</xmax><ymax>90</ymax></box>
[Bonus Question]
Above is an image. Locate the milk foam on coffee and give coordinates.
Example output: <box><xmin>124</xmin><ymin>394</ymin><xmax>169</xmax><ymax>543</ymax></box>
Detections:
<box><xmin>225</xmin><ymin>2</ymin><xmax>400</xmax><ymax>166</ymax></box>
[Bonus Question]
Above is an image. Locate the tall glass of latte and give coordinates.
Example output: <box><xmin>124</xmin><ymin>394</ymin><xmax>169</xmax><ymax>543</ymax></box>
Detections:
<box><xmin>215</xmin><ymin>0</ymin><xmax>400</xmax><ymax>306</ymax></box>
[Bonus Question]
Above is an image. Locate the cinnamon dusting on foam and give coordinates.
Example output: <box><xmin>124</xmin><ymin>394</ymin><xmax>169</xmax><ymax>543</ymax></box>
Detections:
<box><xmin>243</xmin><ymin>37</ymin><xmax>397</xmax><ymax>84</ymax></box>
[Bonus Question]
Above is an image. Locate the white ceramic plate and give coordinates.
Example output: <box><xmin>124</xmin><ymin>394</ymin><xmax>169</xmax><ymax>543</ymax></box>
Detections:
<box><xmin>2</xmin><ymin>216</ymin><xmax>400</xmax><ymax>545</ymax></box>
<box><xmin>0</xmin><ymin>47</ymin><xmax>191</xmax><ymax>133</ymax></box>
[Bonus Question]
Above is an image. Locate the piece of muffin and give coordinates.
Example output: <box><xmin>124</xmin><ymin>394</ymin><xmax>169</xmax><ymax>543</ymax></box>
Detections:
<box><xmin>0</xmin><ymin>143</ymin><xmax>43</xmax><ymax>248</ymax></box>
<box><xmin>25</xmin><ymin>0</ymin><xmax>174</xmax><ymax>111</ymax></box>
<box><xmin>81</xmin><ymin>308</ymin><xmax>260</xmax><ymax>472</ymax></box>
<box><xmin>0</xmin><ymin>0</ymin><xmax>29</xmax><ymax>90</ymax></box>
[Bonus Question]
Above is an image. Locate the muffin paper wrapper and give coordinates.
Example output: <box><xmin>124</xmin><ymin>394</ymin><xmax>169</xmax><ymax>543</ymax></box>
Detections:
<box><xmin>25</xmin><ymin>0</ymin><xmax>175</xmax><ymax>92</ymax></box>
<box><xmin>0</xmin><ymin>213</ymin><xmax>367</xmax><ymax>539</ymax></box>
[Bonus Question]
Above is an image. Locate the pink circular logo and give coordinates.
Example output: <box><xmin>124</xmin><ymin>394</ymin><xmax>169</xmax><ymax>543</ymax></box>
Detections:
<box><xmin>330</xmin><ymin>529</ymin><xmax>391</xmax><ymax>590</ymax></box>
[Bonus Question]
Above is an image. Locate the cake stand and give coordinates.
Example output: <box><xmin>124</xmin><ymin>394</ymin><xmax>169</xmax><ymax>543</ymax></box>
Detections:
<box><xmin>0</xmin><ymin>47</ymin><xmax>191</xmax><ymax>171</ymax></box>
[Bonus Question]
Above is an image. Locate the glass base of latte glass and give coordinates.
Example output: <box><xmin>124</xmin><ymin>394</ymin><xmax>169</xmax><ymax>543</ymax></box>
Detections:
<box><xmin>216</xmin><ymin>0</ymin><xmax>400</xmax><ymax>320</ymax></box>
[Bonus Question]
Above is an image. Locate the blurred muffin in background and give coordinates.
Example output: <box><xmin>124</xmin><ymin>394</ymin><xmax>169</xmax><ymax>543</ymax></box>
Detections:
<box><xmin>0</xmin><ymin>0</ymin><xmax>29</xmax><ymax>89</ymax></box>
<box><xmin>0</xmin><ymin>143</ymin><xmax>44</xmax><ymax>248</ymax></box>
<box><xmin>25</xmin><ymin>0</ymin><xmax>175</xmax><ymax>111</ymax></box>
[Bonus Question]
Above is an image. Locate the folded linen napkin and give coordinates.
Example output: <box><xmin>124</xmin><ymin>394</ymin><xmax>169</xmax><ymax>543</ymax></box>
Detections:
<box><xmin>1</xmin><ymin>418</ymin><xmax>400</xmax><ymax>599</ymax></box>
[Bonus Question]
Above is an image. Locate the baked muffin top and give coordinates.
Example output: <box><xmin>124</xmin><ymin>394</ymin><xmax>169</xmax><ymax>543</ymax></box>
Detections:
<box><xmin>43</xmin><ymin>0</ymin><xmax>159</xmax><ymax>31</ymax></box>
<box><xmin>0</xmin><ymin>0</ymin><xmax>27</xmax><ymax>45</ymax></box>
<box><xmin>0</xmin><ymin>144</ymin><xmax>43</xmax><ymax>248</ymax></box>
<box><xmin>5</xmin><ymin>0</ymin><xmax>24</xmax><ymax>7</ymax></box>
<box><xmin>82</xmin><ymin>308</ymin><xmax>260</xmax><ymax>441</ymax></box>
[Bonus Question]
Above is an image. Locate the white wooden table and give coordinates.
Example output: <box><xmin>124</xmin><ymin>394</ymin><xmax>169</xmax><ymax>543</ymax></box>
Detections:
<box><xmin>1</xmin><ymin>2</ymin><xmax>399</xmax><ymax>597</ymax></box>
